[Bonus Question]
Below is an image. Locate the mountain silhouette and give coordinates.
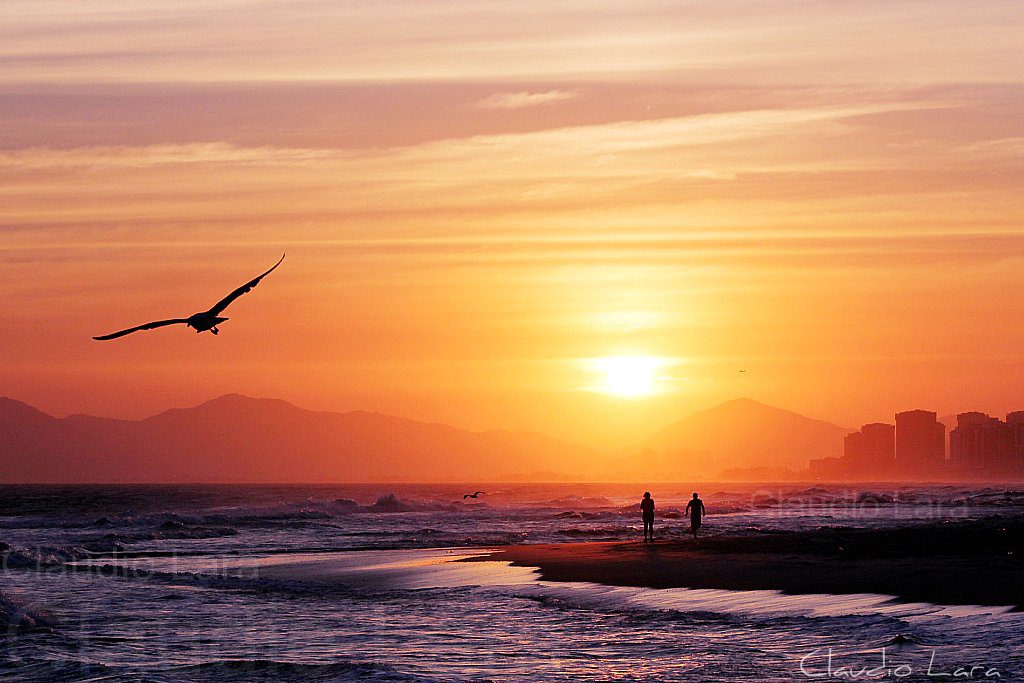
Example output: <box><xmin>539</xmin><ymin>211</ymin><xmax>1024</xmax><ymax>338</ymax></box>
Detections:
<box><xmin>639</xmin><ymin>398</ymin><xmax>850</xmax><ymax>477</ymax></box>
<box><xmin>0</xmin><ymin>394</ymin><xmax>596</xmax><ymax>483</ymax></box>
<box><xmin>0</xmin><ymin>395</ymin><xmax>853</xmax><ymax>483</ymax></box>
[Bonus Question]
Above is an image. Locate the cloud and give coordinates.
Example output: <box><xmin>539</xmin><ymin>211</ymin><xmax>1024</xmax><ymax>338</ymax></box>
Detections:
<box><xmin>476</xmin><ymin>90</ymin><xmax>578</xmax><ymax>109</ymax></box>
<box><xmin>3</xmin><ymin>1</ymin><xmax>1021</xmax><ymax>86</ymax></box>
<box><xmin>3</xmin><ymin>98</ymin><xmax>989</xmax><ymax>244</ymax></box>
<box><xmin>0</xmin><ymin>143</ymin><xmax>343</xmax><ymax>170</ymax></box>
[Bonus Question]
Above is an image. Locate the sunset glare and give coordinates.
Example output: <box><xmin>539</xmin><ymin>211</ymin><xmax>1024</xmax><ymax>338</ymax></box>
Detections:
<box><xmin>591</xmin><ymin>356</ymin><xmax>664</xmax><ymax>398</ymax></box>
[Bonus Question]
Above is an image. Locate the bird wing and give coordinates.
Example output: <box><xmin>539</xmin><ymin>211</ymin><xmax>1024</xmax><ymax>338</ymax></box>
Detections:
<box><xmin>206</xmin><ymin>254</ymin><xmax>285</xmax><ymax>316</ymax></box>
<box><xmin>93</xmin><ymin>318</ymin><xmax>190</xmax><ymax>341</ymax></box>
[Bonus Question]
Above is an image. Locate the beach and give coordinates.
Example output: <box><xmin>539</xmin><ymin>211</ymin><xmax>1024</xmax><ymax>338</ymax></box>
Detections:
<box><xmin>471</xmin><ymin>518</ymin><xmax>1024</xmax><ymax>608</ymax></box>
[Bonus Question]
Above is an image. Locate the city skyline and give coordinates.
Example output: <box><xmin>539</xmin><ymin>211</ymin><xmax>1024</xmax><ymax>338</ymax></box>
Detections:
<box><xmin>836</xmin><ymin>408</ymin><xmax>1024</xmax><ymax>479</ymax></box>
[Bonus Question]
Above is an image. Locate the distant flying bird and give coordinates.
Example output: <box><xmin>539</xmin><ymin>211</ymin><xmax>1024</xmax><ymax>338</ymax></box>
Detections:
<box><xmin>739</xmin><ymin>369</ymin><xmax>746</xmax><ymax>373</ymax></box>
<box><xmin>93</xmin><ymin>254</ymin><xmax>285</xmax><ymax>341</ymax></box>
<box><xmin>463</xmin><ymin>491</ymin><xmax>485</xmax><ymax>499</ymax></box>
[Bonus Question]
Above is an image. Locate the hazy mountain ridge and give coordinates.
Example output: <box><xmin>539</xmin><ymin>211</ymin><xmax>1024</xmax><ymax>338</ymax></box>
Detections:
<box><xmin>0</xmin><ymin>395</ymin><xmax>851</xmax><ymax>482</ymax></box>
<box><xmin>0</xmin><ymin>394</ymin><xmax>597</xmax><ymax>483</ymax></box>
<box><xmin>626</xmin><ymin>398</ymin><xmax>851</xmax><ymax>479</ymax></box>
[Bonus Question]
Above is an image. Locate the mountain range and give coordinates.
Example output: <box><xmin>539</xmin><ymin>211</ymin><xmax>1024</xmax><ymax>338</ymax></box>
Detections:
<box><xmin>0</xmin><ymin>394</ymin><xmax>850</xmax><ymax>483</ymax></box>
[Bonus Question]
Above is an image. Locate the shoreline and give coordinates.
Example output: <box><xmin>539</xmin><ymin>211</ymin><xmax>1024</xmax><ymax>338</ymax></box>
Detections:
<box><xmin>467</xmin><ymin>519</ymin><xmax>1024</xmax><ymax>609</ymax></box>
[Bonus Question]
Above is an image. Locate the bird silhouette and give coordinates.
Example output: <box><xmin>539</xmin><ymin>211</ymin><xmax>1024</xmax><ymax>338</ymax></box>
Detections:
<box><xmin>463</xmin><ymin>491</ymin><xmax>485</xmax><ymax>499</ymax></box>
<box><xmin>93</xmin><ymin>254</ymin><xmax>285</xmax><ymax>340</ymax></box>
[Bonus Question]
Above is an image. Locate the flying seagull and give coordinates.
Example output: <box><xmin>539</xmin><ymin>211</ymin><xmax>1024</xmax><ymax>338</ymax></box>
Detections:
<box><xmin>93</xmin><ymin>254</ymin><xmax>285</xmax><ymax>340</ymax></box>
<box><xmin>463</xmin><ymin>491</ymin><xmax>485</xmax><ymax>499</ymax></box>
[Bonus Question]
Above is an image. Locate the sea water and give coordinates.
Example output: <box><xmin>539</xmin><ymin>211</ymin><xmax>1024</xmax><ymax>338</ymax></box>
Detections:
<box><xmin>1</xmin><ymin>483</ymin><xmax>1022</xmax><ymax>681</ymax></box>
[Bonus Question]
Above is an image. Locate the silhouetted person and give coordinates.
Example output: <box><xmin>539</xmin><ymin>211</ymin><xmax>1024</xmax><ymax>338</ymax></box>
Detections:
<box><xmin>685</xmin><ymin>492</ymin><xmax>705</xmax><ymax>539</ymax></box>
<box><xmin>640</xmin><ymin>491</ymin><xmax>655</xmax><ymax>542</ymax></box>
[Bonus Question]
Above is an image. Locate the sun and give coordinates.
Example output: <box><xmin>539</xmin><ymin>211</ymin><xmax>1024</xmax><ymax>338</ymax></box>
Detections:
<box><xmin>592</xmin><ymin>355</ymin><xmax>661</xmax><ymax>398</ymax></box>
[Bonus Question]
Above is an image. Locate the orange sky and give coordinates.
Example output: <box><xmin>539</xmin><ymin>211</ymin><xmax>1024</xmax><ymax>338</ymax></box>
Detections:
<box><xmin>2</xmin><ymin>1</ymin><xmax>1023</xmax><ymax>449</ymax></box>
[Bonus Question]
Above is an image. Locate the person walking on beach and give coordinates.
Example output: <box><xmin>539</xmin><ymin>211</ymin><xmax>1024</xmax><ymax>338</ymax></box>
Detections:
<box><xmin>640</xmin><ymin>491</ymin><xmax>656</xmax><ymax>542</ymax></box>
<box><xmin>685</xmin><ymin>492</ymin><xmax>705</xmax><ymax>539</ymax></box>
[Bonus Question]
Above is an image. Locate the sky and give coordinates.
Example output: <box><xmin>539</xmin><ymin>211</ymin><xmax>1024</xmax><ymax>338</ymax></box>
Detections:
<box><xmin>2</xmin><ymin>0</ymin><xmax>1023</xmax><ymax>449</ymax></box>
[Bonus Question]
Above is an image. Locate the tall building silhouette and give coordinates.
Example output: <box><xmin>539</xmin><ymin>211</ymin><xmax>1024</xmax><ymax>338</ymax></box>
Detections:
<box><xmin>950</xmin><ymin>412</ymin><xmax>999</xmax><ymax>473</ymax></box>
<box><xmin>895</xmin><ymin>410</ymin><xmax>945</xmax><ymax>477</ymax></box>
<box><xmin>1007</xmin><ymin>412</ymin><xmax>1024</xmax><ymax>475</ymax></box>
<box><xmin>843</xmin><ymin>422</ymin><xmax>895</xmax><ymax>477</ymax></box>
<box><xmin>950</xmin><ymin>411</ymin><xmax>1024</xmax><ymax>477</ymax></box>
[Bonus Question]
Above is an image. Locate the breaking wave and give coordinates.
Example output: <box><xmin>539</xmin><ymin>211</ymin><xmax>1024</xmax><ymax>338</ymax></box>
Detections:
<box><xmin>0</xmin><ymin>590</ymin><xmax>55</xmax><ymax>633</ymax></box>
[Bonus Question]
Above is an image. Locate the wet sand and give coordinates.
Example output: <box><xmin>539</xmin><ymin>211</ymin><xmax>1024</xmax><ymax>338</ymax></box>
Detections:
<box><xmin>469</xmin><ymin>519</ymin><xmax>1024</xmax><ymax>608</ymax></box>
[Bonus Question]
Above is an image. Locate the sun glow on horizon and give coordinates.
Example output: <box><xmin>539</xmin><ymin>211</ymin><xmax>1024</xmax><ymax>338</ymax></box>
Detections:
<box><xmin>588</xmin><ymin>355</ymin><xmax>669</xmax><ymax>399</ymax></box>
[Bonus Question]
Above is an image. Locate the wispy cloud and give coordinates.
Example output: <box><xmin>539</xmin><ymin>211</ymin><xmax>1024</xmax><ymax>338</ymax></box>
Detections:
<box><xmin>3</xmin><ymin>95</ymin><xmax>1015</xmax><ymax>259</ymax></box>
<box><xmin>0</xmin><ymin>143</ymin><xmax>344</xmax><ymax>170</ymax></box>
<box><xmin>476</xmin><ymin>90</ymin><xmax>578</xmax><ymax>109</ymax></box>
<box><xmin>1</xmin><ymin>1</ymin><xmax>1021</xmax><ymax>84</ymax></box>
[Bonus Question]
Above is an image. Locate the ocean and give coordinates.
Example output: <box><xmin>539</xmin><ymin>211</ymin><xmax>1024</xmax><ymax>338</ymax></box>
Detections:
<box><xmin>1</xmin><ymin>483</ymin><xmax>1022</xmax><ymax>682</ymax></box>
